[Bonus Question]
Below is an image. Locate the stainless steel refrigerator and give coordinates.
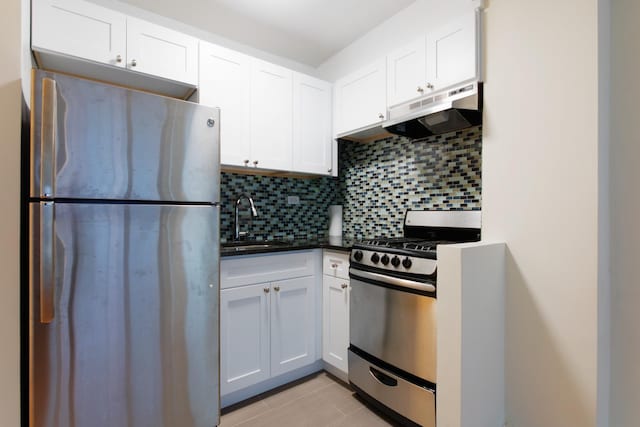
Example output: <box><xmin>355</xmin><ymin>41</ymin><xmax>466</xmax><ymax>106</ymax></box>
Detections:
<box><xmin>27</xmin><ymin>70</ymin><xmax>221</xmax><ymax>427</ymax></box>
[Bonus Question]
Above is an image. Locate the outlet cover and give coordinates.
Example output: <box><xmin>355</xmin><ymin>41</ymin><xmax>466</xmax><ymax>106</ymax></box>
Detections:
<box><xmin>287</xmin><ymin>196</ymin><xmax>300</xmax><ymax>205</ymax></box>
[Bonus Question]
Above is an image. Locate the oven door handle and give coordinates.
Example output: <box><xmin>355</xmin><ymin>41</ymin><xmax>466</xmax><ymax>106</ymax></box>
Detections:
<box><xmin>349</xmin><ymin>268</ymin><xmax>436</xmax><ymax>293</ymax></box>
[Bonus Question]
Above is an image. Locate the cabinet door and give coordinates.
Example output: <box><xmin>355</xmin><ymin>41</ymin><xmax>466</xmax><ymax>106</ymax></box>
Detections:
<box><xmin>250</xmin><ymin>59</ymin><xmax>293</xmax><ymax>171</ymax></box>
<box><xmin>334</xmin><ymin>59</ymin><xmax>387</xmax><ymax>136</ymax></box>
<box><xmin>32</xmin><ymin>0</ymin><xmax>126</xmax><ymax>68</ymax></box>
<box><xmin>220</xmin><ymin>284</ymin><xmax>270</xmax><ymax>396</ymax></box>
<box><xmin>425</xmin><ymin>11</ymin><xmax>478</xmax><ymax>92</ymax></box>
<box><xmin>199</xmin><ymin>43</ymin><xmax>252</xmax><ymax>167</ymax></box>
<box><xmin>126</xmin><ymin>17</ymin><xmax>198</xmax><ymax>85</ymax></box>
<box><xmin>293</xmin><ymin>73</ymin><xmax>333</xmax><ymax>175</ymax></box>
<box><xmin>387</xmin><ymin>37</ymin><xmax>427</xmax><ymax>107</ymax></box>
<box><xmin>322</xmin><ymin>276</ymin><xmax>349</xmax><ymax>374</ymax></box>
<box><xmin>270</xmin><ymin>276</ymin><xmax>316</xmax><ymax>377</ymax></box>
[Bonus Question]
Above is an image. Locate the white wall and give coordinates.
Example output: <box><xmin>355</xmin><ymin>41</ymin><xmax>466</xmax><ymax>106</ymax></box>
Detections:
<box><xmin>316</xmin><ymin>0</ymin><xmax>475</xmax><ymax>81</ymax></box>
<box><xmin>437</xmin><ymin>242</ymin><xmax>505</xmax><ymax>427</ymax></box>
<box><xmin>482</xmin><ymin>1</ymin><xmax>606</xmax><ymax>426</ymax></box>
<box><xmin>0</xmin><ymin>0</ymin><xmax>23</xmax><ymax>423</ymax></box>
<box><xmin>610</xmin><ymin>0</ymin><xmax>640</xmax><ymax>425</ymax></box>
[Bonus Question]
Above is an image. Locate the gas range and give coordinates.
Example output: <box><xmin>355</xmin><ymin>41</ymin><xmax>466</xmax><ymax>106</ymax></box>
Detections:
<box><xmin>349</xmin><ymin>210</ymin><xmax>481</xmax><ymax>278</ymax></box>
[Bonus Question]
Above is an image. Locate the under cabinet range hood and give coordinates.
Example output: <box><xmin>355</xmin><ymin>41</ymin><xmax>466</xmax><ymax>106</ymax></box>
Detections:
<box><xmin>383</xmin><ymin>81</ymin><xmax>483</xmax><ymax>139</ymax></box>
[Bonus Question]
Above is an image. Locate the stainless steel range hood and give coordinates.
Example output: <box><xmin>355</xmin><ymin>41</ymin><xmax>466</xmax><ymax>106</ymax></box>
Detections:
<box><xmin>383</xmin><ymin>81</ymin><xmax>483</xmax><ymax>139</ymax></box>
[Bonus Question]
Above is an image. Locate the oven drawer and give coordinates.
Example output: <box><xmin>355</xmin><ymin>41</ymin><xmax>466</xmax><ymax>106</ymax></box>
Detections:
<box><xmin>349</xmin><ymin>272</ymin><xmax>436</xmax><ymax>383</ymax></box>
<box><xmin>349</xmin><ymin>350</ymin><xmax>435</xmax><ymax>427</ymax></box>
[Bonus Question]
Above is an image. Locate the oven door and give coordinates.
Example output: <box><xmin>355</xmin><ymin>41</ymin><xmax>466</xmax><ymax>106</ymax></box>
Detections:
<box><xmin>349</xmin><ymin>267</ymin><xmax>437</xmax><ymax>384</ymax></box>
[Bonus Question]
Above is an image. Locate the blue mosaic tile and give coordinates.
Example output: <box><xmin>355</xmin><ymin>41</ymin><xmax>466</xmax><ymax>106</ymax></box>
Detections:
<box><xmin>219</xmin><ymin>125</ymin><xmax>482</xmax><ymax>241</ymax></box>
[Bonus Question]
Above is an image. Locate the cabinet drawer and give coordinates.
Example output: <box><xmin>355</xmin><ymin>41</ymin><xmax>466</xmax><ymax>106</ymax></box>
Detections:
<box><xmin>323</xmin><ymin>250</ymin><xmax>350</xmax><ymax>279</ymax></box>
<box><xmin>221</xmin><ymin>250</ymin><xmax>316</xmax><ymax>289</ymax></box>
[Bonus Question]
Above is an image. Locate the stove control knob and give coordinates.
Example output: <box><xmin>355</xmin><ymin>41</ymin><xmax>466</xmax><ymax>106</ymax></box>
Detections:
<box><xmin>402</xmin><ymin>257</ymin><xmax>412</xmax><ymax>269</ymax></box>
<box><xmin>353</xmin><ymin>251</ymin><xmax>363</xmax><ymax>262</ymax></box>
<box><xmin>391</xmin><ymin>256</ymin><xmax>401</xmax><ymax>267</ymax></box>
<box><xmin>371</xmin><ymin>253</ymin><xmax>380</xmax><ymax>264</ymax></box>
<box><xmin>381</xmin><ymin>254</ymin><xmax>390</xmax><ymax>265</ymax></box>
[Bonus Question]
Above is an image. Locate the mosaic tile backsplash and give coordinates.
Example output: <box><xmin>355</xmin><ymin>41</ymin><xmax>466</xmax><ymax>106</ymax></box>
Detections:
<box><xmin>219</xmin><ymin>125</ymin><xmax>482</xmax><ymax>241</ymax></box>
<box><xmin>219</xmin><ymin>173</ymin><xmax>338</xmax><ymax>242</ymax></box>
<box><xmin>338</xmin><ymin>126</ymin><xmax>482</xmax><ymax>239</ymax></box>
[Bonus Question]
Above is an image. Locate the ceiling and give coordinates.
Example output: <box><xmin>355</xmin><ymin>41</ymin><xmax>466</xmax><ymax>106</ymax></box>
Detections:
<box><xmin>118</xmin><ymin>0</ymin><xmax>417</xmax><ymax>67</ymax></box>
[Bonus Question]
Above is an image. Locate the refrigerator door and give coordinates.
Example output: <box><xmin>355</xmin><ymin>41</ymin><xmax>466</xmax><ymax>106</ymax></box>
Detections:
<box><xmin>29</xmin><ymin>202</ymin><xmax>220</xmax><ymax>427</ymax></box>
<box><xmin>30</xmin><ymin>70</ymin><xmax>220</xmax><ymax>203</ymax></box>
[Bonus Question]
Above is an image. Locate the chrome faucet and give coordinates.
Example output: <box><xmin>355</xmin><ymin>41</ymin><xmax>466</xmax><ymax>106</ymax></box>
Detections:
<box><xmin>234</xmin><ymin>194</ymin><xmax>258</xmax><ymax>240</ymax></box>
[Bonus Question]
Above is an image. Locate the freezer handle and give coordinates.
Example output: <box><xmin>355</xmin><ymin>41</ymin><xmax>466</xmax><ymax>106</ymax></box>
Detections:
<box><xmin>40</xmin><ymin>202</ymin><xmax>55</xmax><ymax>323</ymax></box>
<box><xmin>41</xmin><ymin>77</ymin><xmax>57</xmax><ymax>199</ymax></box>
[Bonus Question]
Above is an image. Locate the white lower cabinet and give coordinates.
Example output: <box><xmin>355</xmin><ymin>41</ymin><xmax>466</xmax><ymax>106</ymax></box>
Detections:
<box><xmin>322</xmin><ymin>275</ymin><xmax>349</xmax><ymax>373</ymax></box>
<box><xmin>322</xmin><ymin>250</ymin><xmax>350</xmax><ymax>376</ymax></box>
<box><xmin>220</xmin><ymin>251</ymin><xmax>319</xmax><ymax>399</ymax></box>
<box><xmin>270</xmin><ymin>277</ymin><xmax>316</xmax><ymax>376</ymax></box>
<box><xmin>220</xmin><ymin>283</ymin><xmax>270</xmax><ymax>395</ymax></box>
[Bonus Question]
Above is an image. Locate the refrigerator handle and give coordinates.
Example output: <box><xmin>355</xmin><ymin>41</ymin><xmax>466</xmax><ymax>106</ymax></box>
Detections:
<box><xmin>40</xmin><ymin>201</ymin><xmax>55</xmax><ymax>324</ymax></box>
<box><xmin>41</xmin><ymin>77</ymin><xmax>57</xmax><ymax>199</ymax></box>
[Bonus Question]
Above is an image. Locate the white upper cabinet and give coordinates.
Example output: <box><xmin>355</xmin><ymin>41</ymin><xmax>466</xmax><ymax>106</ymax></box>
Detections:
<box><xmin>32</xmin><ymin>0</ymin><xmax>126</xmax><ymax>68</ymax></box>
<box><xmin>32</xmin><ymin>0</ymin><xmax>198</xmax><ymax>87</ymax></box>
<box><xmin>293</xmin><ymin>73</ymin><xmax>333</xmax><ymax>175</ymax></box>
<box><xmin>387</xmin><ymin>37</ymin><xmax>427</xmax><ymax>107</ymax></box>
<box><xmin>199</xmin><ymin>42</ymin><xmax>252</xmax><ymax>166</ymax></box>
<box><xmin>384</xmin><ymin>10</ymin><xmax>480</xmax><ymax>108</ymax></box>
<box><xmin>126</xmin><ymin>17</ymin><xmax>198</xmax><ymax>85</ymax></box>
<box><xmin>334</xmin><ymin>59</ymin><xmax>387</xmax><ymax>136</ymax></box>
<box><xmin>198</xmin><ymin>46</ymin><xmax>333</xmax><ymax>175</ymax></box>
<box><xmin>425</xmin><ymin>10</ymin><xmax>478</xmax><ymax>93</ymax></box>
<box><xmin>249</xmin><ymin>59</ymin><xmax>293</xmax><ymax>172</ymax></box>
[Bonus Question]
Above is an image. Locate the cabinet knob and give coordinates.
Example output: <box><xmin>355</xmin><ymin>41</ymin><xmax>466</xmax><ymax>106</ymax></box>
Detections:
<box><xmin>253</xmin><ymin>160</ymin><xmax>259</xmax><ymax>167</ymax></box>
<box><xmin>244</xmin><ymin>159</ymin><xmax>250</xmax><ymax>166</ymax></box>
<box><xmin>341</xmin><ymin>284</ymin><xmax>348</xmax><ymax>289</ymax></box>
<box><xmin>263</xmin><ymin>287</ymin><xmax>270</xmax><ymax>293</ymax></box>
<box><xmin>328</xmin><ymin>168</ymin><xmax>332</xmax><ymax>173</ymax></box>
<box><xmin>417</xmin><ymin>86</ymin><xmax>424</xmax><ymax>93</ymax></box>
<box><xmin>116</xmin><ymin>54</ymin><xmax>122</xmax><ymax>63</ymax></box>
<box><xmin>378</xmin><ymin>113</ymin><xmax>385</xmax><ymax>120</ymax></box>
<box><xmin>426</xmin><ymin>82</ymin><xmax>434</xmax><ymax>89</ymax></box>
<box><xmin>331</xmin><ymin>263</ymin><xmax>338</xmax><ymax>269</ymax></box>
<box><xmin>131</xmin><ymin>59</ymin><xmax>137</xmax><ymax>67</ymax></box>
<box><xmin>274</xmin><ymin>286</ymin><xmax>280</xmax><ymax>292</ymax></box>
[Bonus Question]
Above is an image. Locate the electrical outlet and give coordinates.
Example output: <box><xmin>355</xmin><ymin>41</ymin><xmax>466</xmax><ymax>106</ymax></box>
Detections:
<box><xmin>287</xmin><ymin>196</ymin><xmax>300</xmax><ymax>205</ymax></box>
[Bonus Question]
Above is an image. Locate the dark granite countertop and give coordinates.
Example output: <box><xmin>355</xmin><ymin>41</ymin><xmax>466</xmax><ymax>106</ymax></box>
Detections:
<box><xmin>220</xmin><ymin>236</ymin><xmax>355</xmax><ymax>257</ymax></box>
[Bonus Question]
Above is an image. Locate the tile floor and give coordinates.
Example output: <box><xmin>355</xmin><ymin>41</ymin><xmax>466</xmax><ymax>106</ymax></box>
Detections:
<box><xmin>220</xmin><ymin>372</ymin><xmax>400</xmax><ymax>427</ymax></box>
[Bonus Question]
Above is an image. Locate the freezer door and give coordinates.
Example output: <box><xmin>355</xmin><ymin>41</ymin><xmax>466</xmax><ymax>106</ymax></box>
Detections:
<box><xmin>31</xmin><ymin>70</ymin><xmax>220</xmax><ymax>202</ymax></box>
<box><xmin>29</xmin><ymin>202</ymin><xmax>220</xmax><ymax>427</ymax></box>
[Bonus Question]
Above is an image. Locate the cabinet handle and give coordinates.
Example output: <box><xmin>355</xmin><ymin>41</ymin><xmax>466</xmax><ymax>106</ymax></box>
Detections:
<box><xmin>253</xmin><ymin>160</ymin><xmax>259</xmax><ymax>167</ymax></box>
<box><xmin>341</xmin><ymin>284</ymin><xmax>348</xmax><ymax>289</ymax></box>
<box><xmin>417</xmin><ymin>86</ymin><xmax>424</xmax><ymax>93</ymax></box>
<box><xmin>263</xmin><ymin>287</ymin><xmax>270</xmax><ymax>293</ymax></box>
<box><xmin>131</xmin><ymin>59</ymin><xmax>137</xmax><ymax>67</ymax></box>
<box><xmin>426</xmin><ymin>82</ymin><xmax>434</xmax><ymax>89</ymax></box>
<box><xmin>116</xmin><ymin>54</ymin><xmax>122</xmax><ymax>63</ymax></box>
<box><xmin>274</xmin><ymin>286</ymin><xmax>280</xmax><ymax>292</ymax></box>
<box><xmin>378</xmin><ymin>113</ymin><xmax>384</xmax><ymax>120</ymax></box>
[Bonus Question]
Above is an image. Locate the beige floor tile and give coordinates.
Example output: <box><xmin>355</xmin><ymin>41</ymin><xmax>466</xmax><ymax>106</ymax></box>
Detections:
<box><xmin>330</xmin><ymin>406</ymin><xmax>397</xmax><ymax>427</ymax></box>
<box><xmin>261</xmin><ymin>373</ymin><xmax>334</xmax><ymax>410</ymax></box>
<box><xmin>222</xmin><ymin>371</ymin><xmax>401</xmax><ymax>427</ymax></box>
<box><xmin>220</xmin><ymin>400</ymin><xmax>269</xmax><ymax>427</ymax></box>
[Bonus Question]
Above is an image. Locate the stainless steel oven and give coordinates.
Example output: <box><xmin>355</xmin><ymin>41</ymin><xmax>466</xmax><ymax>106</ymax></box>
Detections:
<box><xmin>349</xmin><ymin>267</ymin><xmax>437</xmax><ymax>427</ymax></box>
<box><xmin>347</xmin><ymin>210</ymin><xmax>481</xmax><ymax>427</ymax></box>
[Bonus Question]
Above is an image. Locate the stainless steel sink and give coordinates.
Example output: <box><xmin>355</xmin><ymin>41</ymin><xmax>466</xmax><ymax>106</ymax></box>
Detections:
<box><xmin>221</xmin><ymin>241</ymin><xmax>289</xmax><ymax>251</ymax></box>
